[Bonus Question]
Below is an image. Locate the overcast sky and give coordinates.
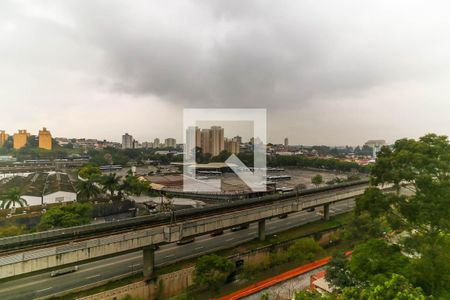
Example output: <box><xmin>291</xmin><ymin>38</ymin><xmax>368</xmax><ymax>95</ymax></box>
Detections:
<box><xmin>1</xmin><ymin>1</ymin><xmax>449</xmax><ymax>145</ymax></box>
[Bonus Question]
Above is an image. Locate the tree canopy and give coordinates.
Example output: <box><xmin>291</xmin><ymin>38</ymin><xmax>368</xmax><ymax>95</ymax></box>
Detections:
<box><xmin>194</xmin><ymin>254</ymin><xmax>234</xmax><ymax>291</ymax></box>
<box><xmin>328</xmin><ymin>133</ymin><xmax>450</xmax><ymax>298</ymax></box>
<box><xmin>341</xmin><ymin>274</ymin><xmax>426</xmax><ymax>300</ymax></box>
<box><xmin>311</xmin><ymin>174</ymin><xmax>324</xmax><ymax>187</ymax></box>
<box><xmin>370</xmin><ymin>133</ymin><xmax>449</xmax><ymax>234</ymax></box>
<box><xmin>38</xmin><ymin>202</ymin><xmax>92</xmax><ymax>230</ymax></box>
<box><xmin>0</xmin><ymin>187</ymin><xmax>27</xmax><ymax>210</ymax></box>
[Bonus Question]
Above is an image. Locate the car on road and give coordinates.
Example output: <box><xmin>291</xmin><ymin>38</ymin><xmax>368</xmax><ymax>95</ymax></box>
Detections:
<box><xmin>210</xmin><ymin>229</ymin><xmax>224</xmax><ymax>236</ymax></box>
<box><xmin>176</xmin><ymin>237</ymin><xmax>195</xmax><ymax>245</ymax></box>
<box><xmin>50</xmin><ymin>266</ymin><xmax>79</xmax><ymax>277</ymax></box>
<box><xmin>231</xmin><ymin>224</ymin><xmax>249</xmax><ymax>232</ymax></box>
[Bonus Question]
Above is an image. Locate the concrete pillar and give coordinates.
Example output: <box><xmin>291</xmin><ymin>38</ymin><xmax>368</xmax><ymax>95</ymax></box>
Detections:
<box><xmin>258</xmin><ymin>219</ymin><xmax>266</xmax><ymax>241</ymax></box>
<box><xmin>143</xmin><ymin>246</ymin><xmax>155</xmax><ymax>279</ymax></box>
<box><xmin>324</xmin><ymin>204</ymin><xmax>330</xmax><ymax>221</ymax></box>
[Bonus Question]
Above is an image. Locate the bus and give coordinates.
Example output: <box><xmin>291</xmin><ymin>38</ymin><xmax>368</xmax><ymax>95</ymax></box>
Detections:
<box><xmin>50</xmin><ymin>266</ymin><xmax>79</xmax><ymax>277</ymax></box>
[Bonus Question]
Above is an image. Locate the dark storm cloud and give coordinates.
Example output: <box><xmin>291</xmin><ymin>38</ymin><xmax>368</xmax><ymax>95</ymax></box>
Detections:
<box><xmin>63</xmin><ymin>0</ymin><xmax>404</xmax><ymax>108</ymax></box>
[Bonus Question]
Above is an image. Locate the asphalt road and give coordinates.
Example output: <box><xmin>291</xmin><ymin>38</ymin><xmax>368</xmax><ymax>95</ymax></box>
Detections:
<box><xmin>0</xmin><ymin>200</ymin><xmax>354</xmax><ymax>300</ymax></box>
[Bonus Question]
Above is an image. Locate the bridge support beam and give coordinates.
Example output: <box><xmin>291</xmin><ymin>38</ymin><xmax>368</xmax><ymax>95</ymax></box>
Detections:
<box><xmin>323</xmin><ymin>204</ymin><xmax>330</xmax><ymax>221</ymax></box>
<box><xmin>143</xmin><ymin>245</ymin><xmax>156</xmax><ymax>279</ymax></box>
<box><xmin>258</xmin><ymin>219</ymin><xmax>266</xmax><ymax>241</ymax></box>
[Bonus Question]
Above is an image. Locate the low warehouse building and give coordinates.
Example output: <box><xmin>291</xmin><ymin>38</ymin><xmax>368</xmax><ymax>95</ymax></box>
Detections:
<box><xmin>42</xmin><ymin>173</ymin><xmax>76</xmax><ymax>204</ymax></box>
<box><xmin>0</xmin><ymin>172</ymin><xmax>76</xmax><ymax>208</ymax></box>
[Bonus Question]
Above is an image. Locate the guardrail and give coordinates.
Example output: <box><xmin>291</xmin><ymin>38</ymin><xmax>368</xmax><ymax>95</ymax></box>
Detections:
<box><xmin>0</xmin><ymin>180</ymin><xmax>369</xmax><ymax>250</ymax></box>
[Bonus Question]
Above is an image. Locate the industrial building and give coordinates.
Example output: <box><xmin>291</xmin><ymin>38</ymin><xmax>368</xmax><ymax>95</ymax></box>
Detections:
<box><xmin>0</xmin><ymin>172</ymin><xmax>76</xmax><ymax>208</ymax></box>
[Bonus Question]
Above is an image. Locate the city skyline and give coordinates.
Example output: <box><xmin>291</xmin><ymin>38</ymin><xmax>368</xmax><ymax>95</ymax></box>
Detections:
<box><xmin>0</xmin><ymin>125</ymin><xmax>387</xmax><ymax>148</ymax></box>
<box><xmin>0</xmin><ymin>2</ymin><xmax>447</xmax><ymax>299</ymax></box>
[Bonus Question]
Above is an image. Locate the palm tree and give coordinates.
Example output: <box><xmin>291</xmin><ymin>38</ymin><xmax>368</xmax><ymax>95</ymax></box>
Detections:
<box><xmin>101</xmin><ymin>173</ymin><xmax>121</xmax><ymax>200</ymax></box>
<box><xmin>119</xmin><ymin>175</ymin><xmax>149</xmax><ymax>199</ymax></box>
<box><xmin>1</xmin><ymin>188</ymin><xmax>27</xmax><ymax>211</ymax></box>
<box><xmin>77</xmin><ymin>176</ymin><xmax>100</xmax><ymax>201</ymax></box>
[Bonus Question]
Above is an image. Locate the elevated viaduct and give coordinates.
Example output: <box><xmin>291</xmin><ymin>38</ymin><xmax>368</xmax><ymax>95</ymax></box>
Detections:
<box><xmin>0</xmin><ymin>181</ymin><xmax>374</xmax><ymax>281</ymax></box>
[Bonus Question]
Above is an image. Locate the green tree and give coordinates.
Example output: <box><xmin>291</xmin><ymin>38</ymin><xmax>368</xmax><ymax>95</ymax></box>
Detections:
<box><xmin>101</xmin><ymin>173</ymin><xmax>121</xmax><ymax>200</ymax></box>
<box><xmin>287</xmin><ymin>238</ymin><xmax>325</xmax><ymax>263</ymax></box>
<box><xmin>359</xmin><ymin>134</ymin><xmax>450</xmax><ymax>296</ymax></box>
<box><xmin>293</xmin><ymin>290</ymin><xmax>331</xmax><ymax>300</ymax></box>
<box><xmin>77</xmin><ymin>176</ymin><xmax>101</xmax><ymax>201</ymax></box>
<box><xmin>120</xmin><ymin>175</ymin><xmax>149</xmax><ymax>197</ymax></box>
<box><xmin>211</xmin><ymin>150</ymin><xmax>232</xmax><ymax>162</ymax></box>
<box><xmin>311</xmin><ymin>174</ymin><xmax>323</xmax><ymax>187</ymax></box>
<box><xmin>370</xmin><ymin>134</ymin><xmax>449</xmax><ymax>235</ymax></box>
<box><xmin>38</xmin><ymin>202</ymin><xmax>92</xmax><ymax>230</ymax></box>
<box><xmin>342</xmin><ymin>274</ymin><xmax>426</xmax><ymax>300</ymax></box>
<box><xmin>194</xmin><ymin>254</ymin><xmax>234</xmax><ymax>291</ymax></box>
<box><xmin>348</xmin><ymin>239</ymin><xmax>410</xmax><ymax>284</ymax></box>
<box><xmin>0</xmin><ymin>187</ymin><xmax>27</xmax><ymax>210</ymax></box>
<box><xmin>343</xmin><ymin>211</ymin><xmax>385</xmax><ymax>244</ymax></box>
<box><xmin>355</xmin><ymin>187</ymin><xmax>392</xmax><ymax>219</ymax></box>
<box><xmin>408</xmin><ymin>234</ymin><xmax>450</xmax><ymax>298</ymax></box>
<box><xmin>78</xmin><ymin>164</ymin><xmax>101</xmax><ymax>180</ymax></box>
<box><xmin>0</xmin><ymin>224</ymin><xmax>25</xmax><ymax>238</ymax></box>
<box><xmin>326</xmin><ymin>252</ymin><xmax>355</xmax><ymax>291</ymax></box>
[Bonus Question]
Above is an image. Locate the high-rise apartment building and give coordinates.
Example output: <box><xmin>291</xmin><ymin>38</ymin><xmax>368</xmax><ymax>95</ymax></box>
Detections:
<box><xmin>225</xmin><ymin>138</ymin><xmax>240</xmax><ymax>154</ymax></box>
<box><xmin>284</xmin><ymin>137</ymin><xmax>289</xmax><ymax>149</ymax></box>
<box><xmin>186</xmin><ymin>127</ymin><xmax>201</xmax><ymax>148</ymax></box>
<box><xmin>165</xmin><ymin>138</ymin><xmax>176</xmax><ymax>148</ymax></box>
<box><xmin>133</xmin><ymin>140</ymin><xmax>141</xmax><ymax>149</ymax></box>
<box><xmin>38</xmin><ymin>127</ymin><xmax>52</xmax><ymax>150</ymax></box>
<box><xmin>194</xmin><ymin>126</ymin><xmax>226</xmax><ymax>156</ymax></box>
<box><xmin>0</xmin><ymin>130</ymin><xmax>7</xmax><ymax>147</ymax></box>
<box><xmin>210</xmin><ymin>126</ymin><xmax>224</xmax><ymax>157</ymax></box>
<box><xmin>232</xmin><ymin>136</ymin><xmax>242</xmax><ymax>144</ymax></box>
<box><xmin>13</xmin><ymin>130</ymin><xmax>29</xmax><ymax>149</ymax></box>
<box><xmin>122</xmin><ymin>133</ymin><xmax>134</xmax><ymax>149</ymax></box>
<box><xmin>142</xmin><ymin>142</ymin><xmax>153</xmax><ymax>149</ymax></box>
<box><xmin>153</xmin><ymin>138</ymin><xmax>160</xmax><ymax>148</ymax></box>
<box><xmin>185</xmin><ymin>126</ymin><xmax>201</xmax><ymax>159</ymax></box>
<box><xmin>200</xmin><ymin>129</ymin><xmax>211</xmax><ymax>155</ymax></box>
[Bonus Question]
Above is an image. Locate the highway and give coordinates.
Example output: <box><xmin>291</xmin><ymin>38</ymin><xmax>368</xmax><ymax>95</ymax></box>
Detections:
<box><xmin>0</xmin><ymin>200</ymin><xmax>354</xmax><ymax>300</ymax></box>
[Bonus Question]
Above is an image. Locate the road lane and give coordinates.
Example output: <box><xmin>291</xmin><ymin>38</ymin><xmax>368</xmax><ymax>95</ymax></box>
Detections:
<box><xmin>0</xmin><ymin>200</ymin><xmax>354</xmax><ymax>300</ymax></box>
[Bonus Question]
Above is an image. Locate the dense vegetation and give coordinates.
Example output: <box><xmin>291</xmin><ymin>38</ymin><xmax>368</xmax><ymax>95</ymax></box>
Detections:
<box><xmin>194</xmin><ymin>254</ymin><xmax>235</xmax><ymax>291</ymax></box>
<box><xmin>38</xmin><ymin>202</ymin><xmax>93</xmax><ymax>230</ymax></box>
<box><xmin>268</xmin><ymin>155</ymin><xmax>370</xmax><ymax>173</ymax></box>
<box><xmin>296</xmin><ymin>133</ymin><xmax>450</xmax><ymax>299</ymax></box>
<box><xmin>192</xmin><ymin>134</ymin><xmax>449</xmax><ymax>299</ymax></box>
<box><xmin>77</xmin><ymin>165</ymin><xmax>150</xmax><ymax>202</ymax></box>
<box><xmin>193</xmin><ymin>238</ymin><xmax>325</xmax><ymax>294</ymax></box>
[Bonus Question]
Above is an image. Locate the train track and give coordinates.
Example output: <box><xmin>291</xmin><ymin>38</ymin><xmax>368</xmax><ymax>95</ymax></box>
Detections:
<box><xmin>0</xmin><ymin>193</ymin><xmax>301</xmax><ymax>256</ymax></box>
<box><xmin>0</xmin><ymin>181</ymin><xmax>369</xmax><ymax>256</ymax></box>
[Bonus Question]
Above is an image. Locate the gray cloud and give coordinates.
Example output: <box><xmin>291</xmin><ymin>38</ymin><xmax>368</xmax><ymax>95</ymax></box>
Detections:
<box><xmin>60</xmin><ymin>1</ymin><xmax>449</xmax><ymax>109</ymax></box>
<box><xmin>0</xmin><ymin>0</ymin><xmax>449</xmax><ymax>144</ymax></box>
<box><xmin>63</xmin><ymin>1</ymin><xmax>399</xmax><ymax>107</ymax></box>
